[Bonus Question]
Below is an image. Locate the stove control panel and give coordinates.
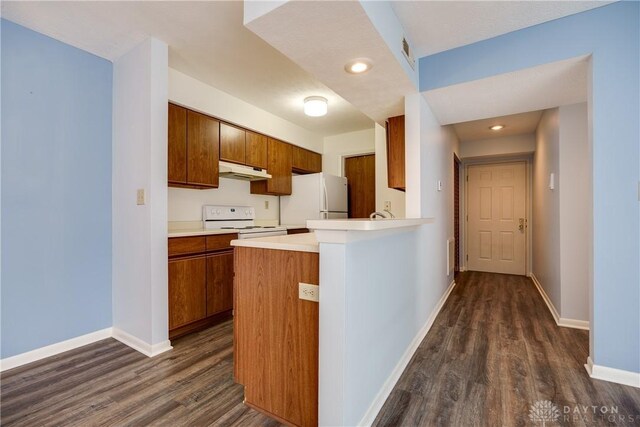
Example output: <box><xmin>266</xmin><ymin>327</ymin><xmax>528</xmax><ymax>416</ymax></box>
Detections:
<box><xmin>203</xmin><ymin>205</ymin><xmax>255</xmax><ymax>221</ymax></box>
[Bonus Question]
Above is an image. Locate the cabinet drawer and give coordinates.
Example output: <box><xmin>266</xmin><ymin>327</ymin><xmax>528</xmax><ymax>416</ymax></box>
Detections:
<box><xmin>169</xmin><ymin>237</ymin><xmax>206</xmax><ymax>257</ymax></box>
<box><xmin>206</xmin><ymin>234</ymin><xmax>238</xmax><ymax>251</ymax></box>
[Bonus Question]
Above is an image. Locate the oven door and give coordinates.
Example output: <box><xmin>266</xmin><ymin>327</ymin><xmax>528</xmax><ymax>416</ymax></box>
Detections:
<box><xmin>238</xmin><ymin>230</ymin><xmax>287</xmax><ymax>239</ymax></box>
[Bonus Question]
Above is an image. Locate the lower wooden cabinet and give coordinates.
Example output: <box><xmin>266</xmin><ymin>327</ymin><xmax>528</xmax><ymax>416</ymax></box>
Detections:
<box><xmin>206</xmin><ymin>251</ymin><xmax>234</xmax><ymax>316</ymax></box>
<box><xmin>169</xmin><ymin>256</ymin><xmax>207</xmax><ymax>330</ymax></box>
<box><xmin>168</xmin><ymin>234</ymin><xmax>237</xmax><ymax>339</ymax></box>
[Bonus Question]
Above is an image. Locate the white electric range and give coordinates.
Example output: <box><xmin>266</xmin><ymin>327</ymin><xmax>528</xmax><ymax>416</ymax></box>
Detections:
<box><xmin>202</xmin><ymin>205</ymin><xmax>287</xmax><ymax>239</ymax></box>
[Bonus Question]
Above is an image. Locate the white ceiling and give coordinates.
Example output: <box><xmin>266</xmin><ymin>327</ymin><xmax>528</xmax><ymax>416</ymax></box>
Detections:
<box><xmin>392</xmin><ymin>1</ymin><xmax>613</xmax><ymax>57</ymax></box>
<box><xmin>424</xmin><ymin>55</ymin><xmax>588</xmax><ymax>125</ymax></box>
<box><xmin>453</xmin><ymin>110</ymin><xmax>543</xmax><ymax>142</ymax></box>
<box><xmin>244</xmin><ymin>0</ymin><xmax>415</xmax><ymax>125</ymax></box>
<box><xmin>0</xmin><ymin>1</ymin><xmax>373</xmax><ymax>137</ymax></box>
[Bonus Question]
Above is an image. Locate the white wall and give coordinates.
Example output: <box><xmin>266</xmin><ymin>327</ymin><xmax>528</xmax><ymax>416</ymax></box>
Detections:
<box><xmin>533</xmin><ymin>104</ymin><xmax>590</xmax><ymax>324</ymax></box>
<box><xmin>317</xmin><ymin>93</ymin><xmax>459</xmax><ymax>425</ymax></box>
<box><xmin>459</xmin><ymin>133</ymin><xmax>535</xmax><ymax>159</ymax></box>
<box><xmin>533</xmin><ymin>108</ymin><xmax>562</xmax><ymax>311</ymax></box>
<box><xmin>559</xmin><ymin>102</ymin><xmax>589</xmax><ymax>321</ymax></box>
<box><xmin>112</xmin><ymin>38</ymin><xmax>170</xmax><ymax>350</ymax></box>
<box><xmin>168</xmin><ymin>179</ymin><xmax>279</xmax><ymax>223</ymax></box>
<box><xmin>322</xmin><ymin>128</ymin><xmax>375</xmax><ymax>176</ymax></box>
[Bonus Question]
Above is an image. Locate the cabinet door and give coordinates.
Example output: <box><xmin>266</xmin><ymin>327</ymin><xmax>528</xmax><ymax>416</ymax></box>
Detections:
<box><xmin>187</xmin><ymin>110</ymin><xmax>219</xmax><ymax>188</ymax></box>
<box><xmin>292</xmin><ymin>145</ymin><xmax>322</xmax><ymax>174</ymax></box>
<box><xmin>245</xmin><ymin>131</ymin><xmax>268</xmax><ymax>170</ymax></box>
<box><xmin>251</xmin><ymin>138</ymin><xmax>292</xmax><ymax>195</ymax></box>
<box><xmin>169</xmin><ymin>256</ymin><xmax>206</xmax><ymax>330</ymax></box>
<box><xmin>168</xmin><ymin>103</ymin><xmax>187</xmax><ymax>184</ymax></box>
<box><xmin>206</xmin><ymin>251</ymin><xmax>234</xmax><ymax>316</ymax></box>
<box><xmin>386</xmin><ymin>115</ymin><xmax>405</xmax><ymax>190</ymax></box>
<box><xmin>220</xmin><ymin>123</ymin><xmax>246</xmax><ymax>165</ymax></box>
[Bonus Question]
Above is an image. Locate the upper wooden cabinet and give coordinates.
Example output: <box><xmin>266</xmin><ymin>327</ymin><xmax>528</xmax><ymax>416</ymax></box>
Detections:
<box><xmin>168</xmin><ymin>104</ymin><xmax>187</xmax><ymax>184</ymax></box>
<box><xmin>292</xmin><ymin>145</ymin><xmax>322</xmax><ymax>174</ymax></box>
<box><xmin>220</xmin><ymin>124</ymin><xmax>269</xmax><ymax>172</ymax></box>
<box><xmin>220</xmin><ymin>123</ymin><xmax>246</xmax><ymax>165</ymax></box>
<box><xmin>168</xmin><ymin>103</ymin><xmax>219</xmax><ymax>189</ymax></box>
<box><xmin>245</xmin><ymin>131</ymin><xmax>268</xmax><ymax>170</ymax></box>
<box><xmin>386</xmin><ymin>115</ymin><xmax>405</xmax><ymax>191</ymax></box>
<box><xmin>251</xmin><ymin>138</ymin><xmax>292</xmax><ymax>195</ymax></box>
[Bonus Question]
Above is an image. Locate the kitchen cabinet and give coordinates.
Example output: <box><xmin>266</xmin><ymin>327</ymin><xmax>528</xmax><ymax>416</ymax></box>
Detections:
<box><xmin>386</xmin><ymin>115</ymin><xmax>405</xmax><ymax>191</ymax></box>
<box><xmin>169</xmin><ymin>256</ymin><xmax>206</xmax><ymax>330</ymax></box>
<box><xmin>168</xmin><ymin>233</ymin><xmax>237</xmax><ymax>339</ymax></box>
<box><xmin>206</xmin><ymin>251</ymin><xmax>234</xmax><ymax>315</ymax></box>
<box><xmin>220</xmin><ymin>123</ymin><xmax>246</xmax><ymax>165</ymax></box>
<box><xmin>168</xmin><ymin>103</ymin><xmax>187</xmax><ymax>184</ymax></box>
<box><xmin>292</xmin><ymin>145</ymin><xmax>322</xmax><ymax>174</ymax></box>
<box><xmin>220</xmin><ymin>124</ymin><xmax>269</xmax><ymax>171</ymax></box>
<box><xmin>251</xmin><ymin>138</ymin><xmax>292</xmax><ymax>195</ymax></box>
<box><xmin>245</xmin><ymin>131</ymin><xmax>268</xmax><ymax>170</ymax></box>
<box><xmin>168</xmin><ymin>103</ymin><xmax>220</xmax><ymax>189</ymax></box>
<box><xmin>187</xmin><ymin>110</ymin><xmax>220</xmax><ymax>188</ymax></box>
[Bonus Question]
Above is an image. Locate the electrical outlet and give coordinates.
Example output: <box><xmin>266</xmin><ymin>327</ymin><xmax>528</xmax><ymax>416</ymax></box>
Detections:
<box><xmin>299</xmin><ymin>283</ymin><xmax>319</xmax><ymax>302</ymax></box>
<box><xmin>384</xmin><ymin>201</ymin><xmax>391</xmax><ymax>211</ymax></box>
<box><xmin>264</xmin><ymin>200</ymin><xmax>269</xmax><ymax>209</ymax></box>
<box><xmin>136</xmin><ymin>189</ymin><xmax>145</xmax><ymax>205</ymax></box>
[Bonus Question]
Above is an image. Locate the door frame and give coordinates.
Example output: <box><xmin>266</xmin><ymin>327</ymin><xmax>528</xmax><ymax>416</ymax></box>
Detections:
<box><xmin>462</xmin><ymin>155</ymin><xmax>533</xmax><ymax>275</ymax></box>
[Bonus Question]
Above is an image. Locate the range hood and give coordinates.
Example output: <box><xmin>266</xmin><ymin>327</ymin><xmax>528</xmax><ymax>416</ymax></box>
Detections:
<box><xmin>219</xmin><ymin>161</ymin><xmax>271</xmax><ymax>181</ymax></box>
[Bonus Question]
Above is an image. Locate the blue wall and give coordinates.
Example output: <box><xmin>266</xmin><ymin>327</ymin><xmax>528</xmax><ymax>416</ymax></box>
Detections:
<box><xmin>419</xmin><ymin>2</ymin><xmax>639</xmax><ymax>372</ymax></box>
<box><xmin>1</xmin><ymin>20</ymin><xmax>113</xmax><ymax>358</ymax></box>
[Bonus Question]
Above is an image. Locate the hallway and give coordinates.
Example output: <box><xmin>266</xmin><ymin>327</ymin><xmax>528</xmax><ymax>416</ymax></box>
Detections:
<box><xmin>374</xmin><ymin>271</ymin><xmax>640</xmax><ymax>426</ymax></box>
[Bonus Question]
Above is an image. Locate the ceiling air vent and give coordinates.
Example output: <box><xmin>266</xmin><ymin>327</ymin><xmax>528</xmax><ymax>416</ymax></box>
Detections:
<box><xmin>402</xmin><ymin>36</ymin><xmax>416</xmax><ymax>70</ymax></box>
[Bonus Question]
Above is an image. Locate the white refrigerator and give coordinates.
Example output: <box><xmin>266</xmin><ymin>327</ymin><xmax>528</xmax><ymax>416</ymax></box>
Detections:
<box><xmin>280</xmin><ymin>173</ymin><xmax>348</xmax><ymax>224</ymax></box>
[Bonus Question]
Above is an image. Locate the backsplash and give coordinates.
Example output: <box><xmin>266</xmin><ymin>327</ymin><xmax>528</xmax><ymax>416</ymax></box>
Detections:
<box><xmin>168</xmin><ymin>178</ymin><xmax>280</xmax><ymax>222</ymax></box>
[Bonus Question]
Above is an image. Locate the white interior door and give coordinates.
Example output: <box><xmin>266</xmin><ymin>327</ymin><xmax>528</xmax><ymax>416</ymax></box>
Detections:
<box><xmin>467</xmin><ymin>162</ymin><xmax>527</xmax><ymax>275</ymax></box>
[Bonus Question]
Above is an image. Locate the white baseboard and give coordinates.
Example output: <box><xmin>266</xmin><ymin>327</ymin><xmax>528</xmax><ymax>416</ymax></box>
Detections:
<box><xmin>357</xmin><ymin>279</ymin><xmax>457</xmax><ymax>427</ymax></box>
<box><xmin>530</xmin><ymin>273</ymin><xmax>589</xmax><ymax>331</ymax></box>
<box><xmin>585</xmin><ymin>357</ymin><xmax>640</xmax><ymax>388</ymax></box>
<box><xmin>1</xmin><ymin>326</ymin><xmax>173</xmax><ymax>372</ymax></box>
<box><xmin>0</xmin><ymin>327</ymin><xmax>113</xmax><ymax>372</ymax></box>
<box><xmin>112</xmin><ymin>328</ymin><xmax>173</xmax><ymax>357</ymax></box>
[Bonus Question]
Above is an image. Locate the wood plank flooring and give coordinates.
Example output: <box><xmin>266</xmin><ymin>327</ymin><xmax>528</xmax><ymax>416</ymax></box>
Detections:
<box><xmin>2</xmin><ymin>272</ymin><xmax>639</xmax><ymax>426</ymax></box>
<box><xmin>0</xmin><ymin>321</ymin><xmax>281</xmax><ymax>426</ymax></box>
<box><xmin>373</xmin><ymin>271</ymin><xmax>640</xmax><ymax>426</ymax></box>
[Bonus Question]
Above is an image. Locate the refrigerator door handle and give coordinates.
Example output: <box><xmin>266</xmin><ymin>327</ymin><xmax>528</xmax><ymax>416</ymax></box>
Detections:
<box><xmin>322</xmin><ymin>179</ymin><xmax>329</xmax><ymax>213</ymax></box>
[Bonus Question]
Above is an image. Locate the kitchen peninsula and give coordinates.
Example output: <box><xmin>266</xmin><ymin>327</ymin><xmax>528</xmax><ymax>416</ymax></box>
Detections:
<box><xmin>232</xmin><ymin>218</ymin><xmax>433</xmax><ymax>427</ymax></box>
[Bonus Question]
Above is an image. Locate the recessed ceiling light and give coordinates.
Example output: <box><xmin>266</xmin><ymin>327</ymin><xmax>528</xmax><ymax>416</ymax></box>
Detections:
<box><xmin>345</xmin><ymin>58</ymin><xmax>372</xmax><ymax>74</ymax></box>
<box><xmin>304</xmin><ymin>96</ymin><xmax>328</xmax><ymax>117</ymax></box>
<box><xmin>490</xmin><ymin>125</ymin><xmax>505</xmax><ymax>131</ymax></box>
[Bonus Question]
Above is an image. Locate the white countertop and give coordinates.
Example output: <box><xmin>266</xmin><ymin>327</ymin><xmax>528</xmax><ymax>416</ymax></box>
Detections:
<box><xmin>168</xmin><ymin>228</ymin><xmax>240</xmax><ymax>238</ymax></box>
<box><xmin>231</xmin><ymin>232</ymin><xmax>319</xmax><ymax>253</ymax></box>
<box><xmin>306</xmin><ymin>218</ymin><xmax>434</xmax><ymax>231</ymax></box>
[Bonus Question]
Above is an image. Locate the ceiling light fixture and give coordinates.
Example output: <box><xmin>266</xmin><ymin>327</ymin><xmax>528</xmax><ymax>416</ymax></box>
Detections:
<box><xmin>304</xmin><ymin>96</ymin><xmax>328</xmax><ymax>117</ymax></box>
<box><xmin>345</xmin><ymin>58</ymin><xmax>372</xmax><ymax>74</ymax></box>
<box><xmin>490</xmin><ymin>125</ymin><xmax>505</xmax><ymax>131</ymax></box>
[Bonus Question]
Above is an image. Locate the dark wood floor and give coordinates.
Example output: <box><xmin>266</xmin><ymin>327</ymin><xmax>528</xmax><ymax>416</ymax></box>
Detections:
<box><xmin>0</xmin><ymin>321</ymin><xmax>280</xmax><ymax>426</ymax></box>
<box><xmin>2</xmin><ymin>272</ymin><xmax>639</xmax><ymax>426</ymax></box>
<box><xmin>373</xmin><ymin>271</ymin><xmax>640</xmax><ymax>426</ymax></box>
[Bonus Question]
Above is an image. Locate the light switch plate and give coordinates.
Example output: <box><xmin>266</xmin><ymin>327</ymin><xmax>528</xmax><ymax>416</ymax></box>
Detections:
<box><xmin>299</xmin><ymin>283</ymin><xmax>319</xmax><ymax>302</ymax></box>
<box><xmin>437</xmin><ymin>180</ymin><xmax>443</xmax><ymax>191</ymax></box>
<box><xmin>549</xmin><ymin>173</ymin><xmax>555</xmax><ymax>190</ymax></box>
<box><xmin>384</xmin><ymin>201</ymin><xmax>391</xmax><ymax>211</ymax></box>
<box><xmin>136</xmin><ymin>189</ymin><xmax>145</xmax><ymax>205</ymax></box>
